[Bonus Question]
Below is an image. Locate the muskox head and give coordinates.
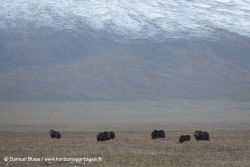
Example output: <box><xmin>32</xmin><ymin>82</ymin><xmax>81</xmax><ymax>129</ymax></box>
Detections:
<box><xmin>109</xmin><ymin>131</ymin><xmax>115</xmax><ymax>140</ymax></box>
<box><xmin>49</xmin><ymin>129</ymin><xmax>61</xmax><ymax>139</ymax></box>
<box><xmin>193</xmin><ymin>129</ymin><xmax>202</xmax><ymax>140</ymax></box>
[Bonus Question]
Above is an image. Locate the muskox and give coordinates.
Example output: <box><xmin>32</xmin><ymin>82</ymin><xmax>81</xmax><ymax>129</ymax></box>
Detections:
<box><xmin>179</xmin><ymin>134</ymin><xmax>191</xmax><ymax>143</ymax></box>
<box><xmin>151</xmin><ymin>129</ymin><xmax>165</xmax><ymax>139</ymax></box>
<box><xmin>97</xmin><ymin>131</ymin><xmax>115</xmax><ymax>141</ymax></box>
<box><xmin>49</xmin><ymin>129</ymin><xmax>61</xmax><ymax>139</ymax></box>
<box><xmin>193</xmin><ymin>130</ymin><xmax>210</xmax><ymax>141</ymax></box>
<box><xmin>109</xmin><ymin>131</ymin><xmax>115</xmax><ymax>140</ymax></box>
<box><xmin>97</xmin><ymin>131</ymin><xmax>110</xmax><ymax>141</ymax></box>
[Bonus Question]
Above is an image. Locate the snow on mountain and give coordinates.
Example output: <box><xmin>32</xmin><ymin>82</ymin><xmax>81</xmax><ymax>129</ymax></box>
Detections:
<box><xmin>1</xmin><ymin>0</ymin><xmax>250</xmax><ymax>41</ymax></box>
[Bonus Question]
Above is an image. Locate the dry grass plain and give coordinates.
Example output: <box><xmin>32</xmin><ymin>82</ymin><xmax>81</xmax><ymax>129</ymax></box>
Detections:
<box><xmin>1</xmin><ymin>100</ymin><xmax>250</xmax><ymax>166</ymax></box>
<box><xmin>1</xmin><ymin>124</ymin><xmax>250</xmax><ymax>167</ymax></box>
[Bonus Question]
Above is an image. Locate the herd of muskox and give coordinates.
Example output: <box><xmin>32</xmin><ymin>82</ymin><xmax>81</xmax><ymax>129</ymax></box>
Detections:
<box><xmin>49</xmin><ymin>129</ymin><xmax>210</xmax><ymax>143</ymax></box>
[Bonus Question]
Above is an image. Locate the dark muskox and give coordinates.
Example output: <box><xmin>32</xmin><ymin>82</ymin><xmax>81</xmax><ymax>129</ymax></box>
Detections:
<box><xmin>109</xmin><ymin>131</ymin><xmax>115</xmax><ymax>140</ymax></box>
<box><xmin>193</xmin><ymin>130</ymin><xmax>210</xmax><ymax>141</ymax></box>
<box><xmin>97</xmin><ymin>131</ymin><xmax>110</xmax><ymax>142</ymax></box>
<box><xmin>179</xmin><ymin>134</ymin><xmax>191</xmax><ymax>143</ymax></box>
<box><xmin>151</xmin><ymin>129</ymin><xmax>166</xmax><ymax>139</ymax></box>
<box><xmin>49</xmin><ymin>129</ymin><xmax>61</xmax><ymax>139</ymax></box>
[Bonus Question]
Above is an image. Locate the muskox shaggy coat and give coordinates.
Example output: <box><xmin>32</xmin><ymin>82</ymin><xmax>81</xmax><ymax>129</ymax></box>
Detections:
<box><xmin>109</xmin><ymin>131</ymin><xmax>115</xmax><ymax>140</ymax></box>
<box><xmin>49</xmin><ymin>129</ymin><xmax>61</xmax><ymax>139</ymax></box>
<box><xmin>151</xmin><ymin>129</ymin><xmax>166</xmax><ymax>139</ymax></box>
<box><xmin>194</xmin><ymin>130</ymin><xmax>210</xmax><ymax>141</ymax></box>
<box><xmin>97</xmin><ymin>131</ymin><xmax>110</xmax><ymax>141</ymax></box>
<box><xmin>179</xmin><ymin>134</ymin><xmax>191</xmax><ymax>143</ymax></box>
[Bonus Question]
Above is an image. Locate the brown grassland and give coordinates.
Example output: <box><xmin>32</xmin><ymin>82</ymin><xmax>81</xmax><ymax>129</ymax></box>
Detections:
<box><xmin>1</xmin><ymin>124</ymin><xmax>250</xmax><ymax>167</ymax></box>
<box><xmin>1</xmin><ymin>100</ymin><xmax>250</xmax><ymax>166</ymax></box>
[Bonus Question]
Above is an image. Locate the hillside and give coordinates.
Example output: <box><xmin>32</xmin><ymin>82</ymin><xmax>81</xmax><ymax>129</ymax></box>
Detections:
<box><xmin>0</xmin><ymin>0</ymin><xmax>250</xmax><ymax>101</ymax></box>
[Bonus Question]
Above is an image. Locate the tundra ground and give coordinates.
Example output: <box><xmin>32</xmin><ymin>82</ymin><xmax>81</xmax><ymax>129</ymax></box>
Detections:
<box><xmin>1</xmin><ymin>124</ymin><xmax>250</xmax><ymax>167</ymax></box>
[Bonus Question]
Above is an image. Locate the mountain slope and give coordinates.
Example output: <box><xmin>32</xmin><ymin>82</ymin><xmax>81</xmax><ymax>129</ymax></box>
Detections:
<box><xmin>0</xmin><ymin>0</ymin><xmax>250</xmax><ymax>101</ymax></box>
